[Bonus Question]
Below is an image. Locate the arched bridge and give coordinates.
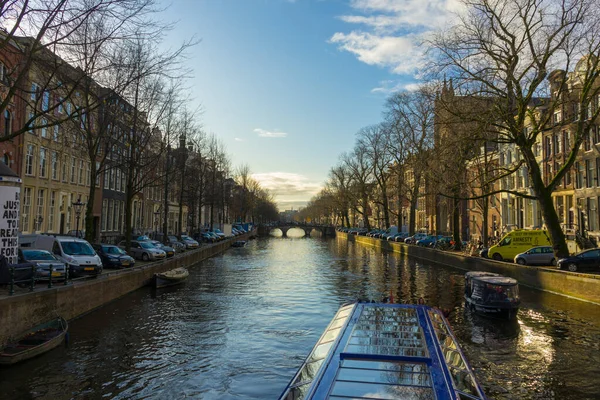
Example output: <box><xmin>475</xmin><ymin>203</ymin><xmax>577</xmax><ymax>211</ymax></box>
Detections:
<box><xmin>257</xmin><ymin>224</ymin><xmax>336</xmax><ymax>238</ymax></box>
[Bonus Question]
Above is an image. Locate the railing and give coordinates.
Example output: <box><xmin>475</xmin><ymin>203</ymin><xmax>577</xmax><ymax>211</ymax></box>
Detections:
<box><xmin>6</xmin><ymin>263</ymin><xmax>70</xmax><ymax>296</ymax></box>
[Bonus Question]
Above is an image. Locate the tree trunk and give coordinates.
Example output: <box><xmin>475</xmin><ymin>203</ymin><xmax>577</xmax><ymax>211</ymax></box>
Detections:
<box><xmin>452</xmin><ymin>188</ymin><xmax>461</xmax><ymax>249</ymax></box>
<box><xmin>84</xmin><ymin>161</ymin><xmax>97</xmax><ymax>242</ymax></box>
<box><xmin>381</xmin><ymin>182</ymin><xmax>390</xmax><ymax>228</ymax></box>
<box><xmin>482</xmin><ymin>195</ymin><xmax>489</xmax><ymax>247</ymax></box>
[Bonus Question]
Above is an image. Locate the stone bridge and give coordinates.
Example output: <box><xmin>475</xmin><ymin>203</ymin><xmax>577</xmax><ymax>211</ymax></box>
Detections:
<box><xmin>257</xmin><ymin>224</ymin><xmax>336</xmax><ymax>238</ymax></box>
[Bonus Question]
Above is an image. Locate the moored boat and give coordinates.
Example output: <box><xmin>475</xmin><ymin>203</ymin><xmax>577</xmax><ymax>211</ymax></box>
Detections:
<box><xmin>279</xmin><ymin>302</ymin><xmax>487</xmax><ymax>400</ymax></box>
<box><xmin>231</xmin><ymin>240</ymin><xmax>246</xmax><ymax>248</ymax></box>
<box><xmin>0</xmin><ymin>317</ymin><xmax>68</xmax><ymax>365</ymax></box>
<box><xmin>154</xmin><ymin>267</ymin><xmax>189</xmax><ymax>289</ymax></box>
<box><xmin>465</xmin><ymin>271</ymin><xmax>520</xmax><ymax>319</ymax></box>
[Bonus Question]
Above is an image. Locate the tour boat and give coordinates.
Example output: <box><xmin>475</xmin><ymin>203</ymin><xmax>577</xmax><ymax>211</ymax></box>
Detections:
<box><xmin>279</xmin><ymin>302</ymin><xmax>487</xmax><ymax>400</ymax></box>
<box><xmin>0</xmin><ymin>317</ymin><xmax>68</xmax><ymax>365</ymax></box>
<box><xmin>464</xmin><ymin>271</ymin><xmax>520</xmax><ymax>319</ymax></box>
<box><xmin>154</xmin><ymin>267</ymin><xmax>189</xmax><ymax>289</ymax></box>
<box><xmin>231</xmin><ymin>240</ymin><xmax>247</xmax><ymax>248</ymax></box>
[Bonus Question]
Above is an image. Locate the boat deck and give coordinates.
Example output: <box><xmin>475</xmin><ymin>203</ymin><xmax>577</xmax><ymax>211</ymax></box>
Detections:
<box><xmin>280</xmin><ymin>303</ymin><xmax>486</xmax><ymax>400</ymax></box>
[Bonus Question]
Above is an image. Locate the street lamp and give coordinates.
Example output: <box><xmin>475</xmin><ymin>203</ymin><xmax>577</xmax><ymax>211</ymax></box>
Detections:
<box><xmin>35</xmin><ymin>215</ymin><xmax>43</xmax><ymax>231</ymax></box>
<box><xmin>154</xmin><ymin>210</ymin><xmax>161</xmax><ymax>239</ymax></box>
<box><xmin>72</xmin><ymin>196</ymin><xmax>85</xmax><ymax>237</ymax></box>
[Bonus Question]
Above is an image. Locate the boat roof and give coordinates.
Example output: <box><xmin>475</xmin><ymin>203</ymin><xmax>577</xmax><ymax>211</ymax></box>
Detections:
<box><xmin>465</xmin><ymin>271</ymin><xmax>500</xmax><ymax>279</ymax></box>
<box><xmin>279</xmin><ymin>302</ymin><xmax>487</xmax><ymax>400</ymax></box>
<box><xmin>474</xmin><ymin>276</ymin><xmax>518</xmax><ymax>286</ymax></box>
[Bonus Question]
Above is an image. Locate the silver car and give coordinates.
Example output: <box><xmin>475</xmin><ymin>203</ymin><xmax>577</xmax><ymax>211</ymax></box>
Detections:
<box><xmin>514</xmin><ymin>246</ymin><xmax>556</xmax><ymax>266</ymax></box>
<box><xmin>119</xmin><ymin>240</ymin><xmax>166</xmax><ymax>261</ymax></box>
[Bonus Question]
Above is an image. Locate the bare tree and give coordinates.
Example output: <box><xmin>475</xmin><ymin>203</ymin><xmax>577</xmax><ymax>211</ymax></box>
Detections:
<box><xmin>430</xmin><ymin>0</ymin><xmax>600</xmax><ymax>257</ymax></box>
<box><xmin>357</xmin><ymin>124</ymin><xmax>393</xmax><ymax>228</ymax></box>
<box><xmin>342</xmin><ymin>145</ymin><xmax>374</xmax><ymax>231</ymax></box>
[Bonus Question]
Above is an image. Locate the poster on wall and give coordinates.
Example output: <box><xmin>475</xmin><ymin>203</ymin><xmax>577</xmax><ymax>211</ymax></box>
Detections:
<box><xmin>0</xmin><ymin>186</ymin><xmax>20</xmax><ymax>264</ymax></box>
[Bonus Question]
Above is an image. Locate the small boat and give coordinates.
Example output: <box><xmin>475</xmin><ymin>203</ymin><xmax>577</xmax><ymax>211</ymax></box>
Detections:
<box><xmin>465</xmin><ymin>271</ymin><xmax>520</xmax><ymax>318</ymax></box>
<box><xmin>0</xmin><ymin>317</ymin><xmax>68</xmax><ymax>365</ymax></box>
<box><xmin>154</xmin><ymin>267</ymin><xmax>189</xmax><ymax>289</ymax></box>
<box><xmin>231</xmin><ymin>240</ymin><xmax>246</xmax><ymax>248</ymax></box>
<box><xmin>279</xmin><ymin>302</ymin><xmax>487</xmax><ymax>400</ymax></box>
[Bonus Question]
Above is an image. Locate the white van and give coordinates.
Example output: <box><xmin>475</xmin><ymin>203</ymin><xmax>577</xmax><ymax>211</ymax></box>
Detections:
<box><xmin>23</xmin><ymin>235</ymin><xmax>103</xmax><ymax>278</ymax></box>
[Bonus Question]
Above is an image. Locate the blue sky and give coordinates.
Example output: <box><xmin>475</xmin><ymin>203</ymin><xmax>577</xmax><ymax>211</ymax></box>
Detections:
<box><xmin>160</xmin><ymin>0</ymin><xmax>459</xmax><ymax>209</ymax></box>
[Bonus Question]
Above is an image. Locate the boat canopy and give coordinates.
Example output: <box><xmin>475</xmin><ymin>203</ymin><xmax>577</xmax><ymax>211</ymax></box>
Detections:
<box><xmin>280</xmin><ymin>303</ymin><xmax>487</xmax><ymax>400</ymax></box>
<box><xmin>474</xmin><ymin>276</ymin><xmax>518</xmax><ymax>286</ymax></box>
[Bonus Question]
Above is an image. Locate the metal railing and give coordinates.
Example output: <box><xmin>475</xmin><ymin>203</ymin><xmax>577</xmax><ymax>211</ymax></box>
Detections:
<box><xmin>7</xmin><ymin>264</ymin><xmax>69</xmax><ymax>296</ymax></box>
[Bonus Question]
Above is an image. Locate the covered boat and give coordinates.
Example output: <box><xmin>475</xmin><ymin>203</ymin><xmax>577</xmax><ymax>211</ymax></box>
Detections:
<box><xmin>279</xmin><ymin>302</ymin><xmax>487</xmax><ymax>400</ymax></box>
<box><xmin>0</xmin><ymin>317</ymin><xmax>68</xmax><ymax>365</ymax></box>
<box><xmin>231</xmin><ymin>240</ymin><xmax>247</xmax><ymax>248</ymax></box>
<box><xmin>464</xmin><ymin>271</ymin><xmax>520</xmax><ymax>319</ymax></box>
<box><xmin>154</xmin><ymin>267</ymin><xmax>189</xmax><ymax>289</ymax></box>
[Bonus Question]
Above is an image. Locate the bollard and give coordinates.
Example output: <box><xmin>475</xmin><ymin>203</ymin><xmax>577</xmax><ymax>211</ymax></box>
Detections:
<box><xmin>9</xmin><ymin>266</ymin><xmax>14</xmax><ymax>295</ymax></box>
<box><xmin>48</xmin><ymin>264</ymin><xmax>53</xmax><ymax>289</ymax></box>
<box><xmin>64</xmin><ymin>263</ymin><xmax>69</xmax><ymax>285</ymax></box>
<box><xmin>30</xmin><ymin>264</ymin><xmax>35</xmax><ymax>292</ymax></box>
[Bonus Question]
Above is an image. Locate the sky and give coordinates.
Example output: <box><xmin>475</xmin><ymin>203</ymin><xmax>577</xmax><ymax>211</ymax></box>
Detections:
<box><xmin>159</xmin><ymin>0</ymin><xmax>461</xmax><ymax>210</ymax></box>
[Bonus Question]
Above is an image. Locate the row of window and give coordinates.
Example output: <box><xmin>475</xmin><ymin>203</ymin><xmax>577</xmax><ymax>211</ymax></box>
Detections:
<box><xmin>21</xmin><ymin>188</ymin><xmax>85</xmax><ymax>233</ymax></box>
<box><xmin>24</xmin><ymin>144</ymin><xmax>99</xmax><ymax>186</ymax></box>
<box><xmin>101</xmin><ymin>199</ymin><xmax>124</xmax><ymax>232</ymax></box>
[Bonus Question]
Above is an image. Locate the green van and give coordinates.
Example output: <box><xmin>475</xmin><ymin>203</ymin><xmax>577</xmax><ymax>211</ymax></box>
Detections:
<box><xmin>488</xmin><ymin>230</ymin><xmax>552</xmax><ymax>262</ymax></box>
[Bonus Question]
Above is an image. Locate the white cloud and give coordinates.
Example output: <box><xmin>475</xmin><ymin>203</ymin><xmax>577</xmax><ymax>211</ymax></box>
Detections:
<box><xmin>254</xmin><ymin>128</ymin><xmax>288</xmax><ymax>138</ymax></box>
<box><xmin>234</xmin><ymin>137</ymin><xmax>244</xmax><ymax>141</ymax></box>
<box><xmin>252</xmin><ymin>172</ymin><xmax>322</xmax><ymax>198</ymax></box>
<box><xmin>331</xmin><ymin>0</ymin><xmax>464</xmax><ymax>76</ymax></box>
<box><xmin>371</xmin><ymin>80</ymin><xmax>421</xmax><ymax>94</ymax></box>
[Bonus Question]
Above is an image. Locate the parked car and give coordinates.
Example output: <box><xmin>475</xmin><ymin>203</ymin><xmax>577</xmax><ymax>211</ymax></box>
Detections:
<box><xmin>514</xmin><ymin>246</ymin><xmax>556</xmax><ymax>266</ymax></box>
<box><xmin>180</xmin><ymin>234</ymin><xmax>200</xmax><ymax>249</ymax></box>
<box><xmin>119</xmin><ymin>240</ymin><xmax>166</xmax><ymax>261</ymax></box>
<box><xmin>212</xmin><ymin>229</ymin><xmax>226</xmax><ymax>240</ymax></box>
<box><xmin>150</xmin><ymin>240</ymin><xmax>175</xmax><ymax>257</ymax></box>
<box><xmin>92</xmin><ymin>244</ymin><xmax>135</xmax><ymax>269</ymax></box>
<box><xmin>404</xmin><ymin>233</ymin><xmax>428</xmax><ymax>245</ymax></box>
<box><xmin>167</xmin><ymin>236</ymin><xmax>186</xmax><ymax>252</ymax></box>
<box><xmin>557</xmin><ymin>249</ymin><xmax>600</xmax><ymax>272</ymax></box>
<box><xmin>17</xmin><ymin>249</ymin><xmax>67</xmax><ymax>280</ymax></box>
<box><xmin>27</xmin><ymin>235</ymin><xmax>102</xmax><ymax>278</ymax></box>
<box><xmin>416</xmin><ymin>235</ymin><xmax>444</xmax><ymax>247</ymax></box>
<box><xmin>488</xmin><ymin>230</ymin><xmax>552</xmax><ymax>261</ymax></box>
<box><xmin>394</xmin><ymin>233</ymin><xmax>410</xmax><ymax>242</ymax></box>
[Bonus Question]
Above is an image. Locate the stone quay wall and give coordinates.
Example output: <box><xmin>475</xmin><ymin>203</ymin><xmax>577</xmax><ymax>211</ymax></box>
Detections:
<box><xmin>0</xmin><ymin>233</ymin><xmax>252</xmax><ymax>346</ymax></box>
<box><xmin>338</xmin><ymin>231</ymin><xmax>600</xmax><ymax>305</ymax></box>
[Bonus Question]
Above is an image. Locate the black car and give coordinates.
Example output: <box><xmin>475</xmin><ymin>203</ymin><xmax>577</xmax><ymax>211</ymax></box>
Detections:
<box><xmin>92</xmin><ymin>244</ymin><xmax>135</xmax><ymax>269</ymax></box>
<box><xmin>557</xmin><ymin>249</ymin><xmax>600</xmax><ymax>272</ymax></box>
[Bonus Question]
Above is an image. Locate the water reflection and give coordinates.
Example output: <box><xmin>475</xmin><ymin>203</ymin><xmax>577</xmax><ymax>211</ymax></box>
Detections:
<box><xmin>0</xmin><ymin>237</ymin><xmax>599</xmax><ymax>399</ymax></box>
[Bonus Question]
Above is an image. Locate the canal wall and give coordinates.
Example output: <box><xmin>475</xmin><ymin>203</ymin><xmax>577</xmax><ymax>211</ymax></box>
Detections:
<box><xmin>338</xmin><ymin>232</ymin><xmax>600</xmax><ymax>305</ymax></box>
<box><xmin>0</xmin><ymin>233</ymin><xmax>252</xmax><ymax>346</ymax></box>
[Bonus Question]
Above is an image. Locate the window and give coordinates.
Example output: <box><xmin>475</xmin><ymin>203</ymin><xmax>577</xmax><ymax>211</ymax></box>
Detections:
<box><xmin>554</xmin><ymin>110</ymin><xmax>562</xmax><ymax>124</ymax></box>
<box><xmin>588</xmin><ymin>197</ymin><xmax>598</xmax><ymax>231</ymax></box>
<box><xmin>597</xmin><ymin>158</ymin><xmax>600</xmax><ymax>188</ymax></box>
<box><xmin>553</xmin><ymin>134</ymin><xmax>560</xmax><ymax>154</ymax></box>
<box><xmin>27</xmin><ymin>112</ymin><xmax>35</xmax><ymax>133</ymax></box>
<box><xmin>25</xmin><ymin>144</ymin><xmax>34</xmax><ymax>176</ymax></box>
<box><xmin>35</xmin><ymin>189</ymin><xmax>45</xmax><ymax>231</ymax></box>
<box><xmin>116</xmin><ymin>168</ymin><xmax>121</xmax><ymax>191</ymax></box>
<box><xmin>108</xmin><ymin>199</ymin><xmax>113</xmax><ymax>231</ymax></box>
<box><xmin>112</xmin><ymin>199</ymin><xmax>118</xmax><ymax>231</ymax></box>
<box><xmin>574</xmin><ymin>103</ymin><xmax>580</xmax><ymax>121</ymax></box>
<box><xmin>40</xmin><ymin>118</ymin><xmax>48</xmax><ymax>138</ymax></box>
<box><xmin>70</xmin><ymin>156</ymin><xmax>76</xmax><ymax>183</ymax></box>
<box><xmin>594</xmin><ymin>126</ymin><xmax>600</xmax><ymax>145</ymax></box>
<box><xmin>576</xmin><ymin>162</ymin><xmax>584</xmax><ymax>189</ymax></box>
<box><xmin>588</xmin><ymin>159</ymin><xmax>595</xmax><ymax>188</ymax></box>
<box><xmin>101</xmin><ymin>199</ymin><xmax>108</xmax><ymax>231</ymax></box>
<box><xmin>57</xmin><ymin>98</ymin><xmax>64</xmax><ymax>114</ymax></box>
<box><xmin>78</xmin><ymin>159</ymin><xmax>84</xmax><ymax>184</ymax></box>
<box><xmin>39</xmin><ymin>147</ymin><xmax>47</xmax><ymax>178</ymax></box>
<box><xmin>2</xmin><ymin>153</ymin><xmax>9</xmax><ymax>166</ymax></box>
<box><xmin>86</xmin><ymin>162</ymin><xmax>91</xmax><ymax>186</ymax></box>
<box><xmin>544</xmin><ymin>137</ymin><xmax>551</xmax><ymax>158</ymax></box>
<box><xmin>104</xmin><ymin>167</ymin><xmax>110</xmax><ymax>189</ymax></box>
<box><xmin>0</xmin><ymin>62</ymin><xmax>5</xmax><ymax>83</ymax></box>
<box><xmin>95</xmin><ymin>162</ymin><xmax>100</xmax><ymax>185</ymax></box>
<box><xmin>3</xmin><ymin>110</ymin><xmax>11</xmax><ymax>136</ymax></box>
<box><xmin>51</xmin><ymin>151</ymin><xmax>58</xmax><ymax>180</ymax></box>
<box><xmin>22</xmin><ymin>187</ymin><xmax>32</xmax><ymax>232</ymax></box>
<box><xmin>53</xmin><ymin>124</ymin><xmax>59</xmax><ymax>141</ymax></box>
<box><xmin>30</xmin><ymin>83</ymin><xmax>39</xmax><ymax>101</ymax></box>
<box><xmin>66</xmin><ymin>102</ymin><xmax>72</xmax><ymax>115</ymax></box>
<box><xmin>121</xmin><ymin>171</ymin><xmax>126</xmax><ymax>192</ymax></box>
<box><xmin>62</xmin><ymin>155</ymin><xmax>68</xmax><ymax>182</ymax></box>
<box><xmin>42</xmin><ymin>90</ymin><xmax>50</xmax><ymax>111</ymax></box>
<box><xmin>584</xmin><ymin>129</ymin><xmax>592</xmax><ymax>151</ymax></box>
<box><xmin>48</xmin><ymin>191</ymin><xmax>56</xmax><ymax>232</ymax></box>
<box><xmin>110</xmin><ymin>168</ymin><xmax>115</xmax><ymax>190</ymax></box>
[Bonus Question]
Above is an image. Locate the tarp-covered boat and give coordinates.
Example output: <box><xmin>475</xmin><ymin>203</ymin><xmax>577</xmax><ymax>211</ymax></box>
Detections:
<box><xmin>0</xmin><ymin>317</ymin><xmax>68</xmax><ymax>365</ymax></box>
<box><xmin>154</xmin><ymin>267</ymin><xmax>189</xmax><ymax>289</ymax></box>
<box><xmin>231</xmin><ymin>240</ymin><xmax>246</xmax><ymax>248</ymax></box>
<box><xmin>279</xmin><ymin>302</ymin><xmax>487</xmax><ymax>400</ymax></box>
<box><xmin>465</xmin><ymin>271</ymin><xmax>520</xmax><ymax>319</ymax></box>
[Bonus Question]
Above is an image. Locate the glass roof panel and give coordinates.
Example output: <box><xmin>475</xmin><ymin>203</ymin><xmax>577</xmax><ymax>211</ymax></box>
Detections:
<box><xmin>330</xmin><ymin>381</ymin><xmax>435</xmax><ymax>400</ymax></box>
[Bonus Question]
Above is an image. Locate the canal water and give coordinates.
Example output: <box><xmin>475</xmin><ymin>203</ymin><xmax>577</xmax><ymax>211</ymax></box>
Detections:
<box><xmin>1</xmin><ymin>234</ymin><xmax>600</xmax><ymax>399</ymax></box>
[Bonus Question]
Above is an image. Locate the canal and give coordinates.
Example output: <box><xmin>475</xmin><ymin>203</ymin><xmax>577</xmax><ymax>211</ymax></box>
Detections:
<box><xmin>1</xmin><ymin>234</ymin><xmax>600</xmax><ymax>399</ymax></box>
